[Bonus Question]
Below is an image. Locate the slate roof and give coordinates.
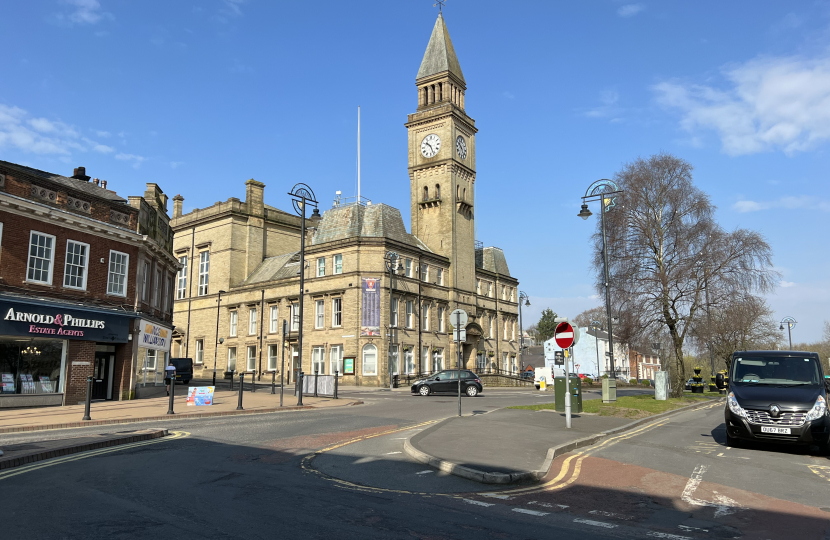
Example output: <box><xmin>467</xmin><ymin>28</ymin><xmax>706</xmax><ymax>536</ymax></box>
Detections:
<box><xmin>311</xmin><ymin>203</ymin><xmax>431</xmax><ymax>252</ymax></box>
<box><xmin>0</xmin><ymin>160</ymin><xmax>127</xmax><ymax>203</ymax></box>
<box><xmin>477</xmin><ymin>246</ymin><xmax>511</xmax><ymax>276</ymax></box>
<box><xmin>242</xmin><ymin>252</ymin><xmax>301</xmax><ymax>285</ymax></box>
<box><xmin>416</xmin><ymin>13</ymin><xmax>465</xmax><ymax>83</ymax></box>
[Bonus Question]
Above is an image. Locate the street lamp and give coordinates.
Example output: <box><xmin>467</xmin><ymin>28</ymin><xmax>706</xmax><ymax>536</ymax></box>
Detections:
<box><xmin>590</xmin><ymin>320</ymin><xmax>602</xmax><ymax>379</ymax></box>
<box><xmin>518</xmin><ymin>291</ymin><xmax>530</xmax><ymax>370</ymax></box>
<box><xmin>288</xmin><ymin>183</ymin><xmax>318</xmax><ymax>388</ymax></box>
<box><xmin>779</xmin><ymin>316</ymin><xmax>797</xmax><ymax>350</ymax></box>
<box><xmin>384</xmin><ymin>251</ymin><xmax>404</xmax><ymax>390</ymax></box>
<box><xmin>212</xmin><ymin>290</ymin><xmax>227</xmax><ymax>386</ymax></box>
<box><xmin>580</xmin><ymin>179</ymin><xmax>622</xmax><ymax>401</ymax></box>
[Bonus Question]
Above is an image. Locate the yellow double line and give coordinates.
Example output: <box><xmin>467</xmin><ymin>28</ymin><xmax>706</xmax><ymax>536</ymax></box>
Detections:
<box><xmin>0</xmin><ymin>431</ymin><xmax>190</xmax><ymax>482</ymax></box>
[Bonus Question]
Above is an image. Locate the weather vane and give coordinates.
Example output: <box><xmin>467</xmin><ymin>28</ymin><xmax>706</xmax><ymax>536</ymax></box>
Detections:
<box><xmin>434</xmin><ymin>0</ymin><xmax>445</xmax><ymax>13</ymax></box>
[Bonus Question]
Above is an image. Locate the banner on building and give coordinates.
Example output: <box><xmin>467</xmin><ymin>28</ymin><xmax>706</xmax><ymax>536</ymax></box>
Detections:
<box><xmin>138</xmin><ymin>319</ymin><xmax>172</xmax><ymax>352</ymax></box>
<box><xmin>186</xmin><ymin>386</ymin><xmax>214</xmax><ymax>406</ymax></box>
<box><xmin>360</xmin><ymin>277</ymin><xmax>381</xmax><ymax>337</ymax></box>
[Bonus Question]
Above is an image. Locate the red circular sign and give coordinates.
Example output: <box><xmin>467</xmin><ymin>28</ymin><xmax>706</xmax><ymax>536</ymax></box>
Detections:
<box><xmin>554</xmin><ymin>322</ymin><xmax>575</xmax><ymax>349</ymax></box>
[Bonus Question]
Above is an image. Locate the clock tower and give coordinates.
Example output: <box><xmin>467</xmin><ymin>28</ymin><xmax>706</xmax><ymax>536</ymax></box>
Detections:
<box><xmin>406</xmin><ymin>13</ymin><xmax>477</xmax><ymax>294</ymax></box>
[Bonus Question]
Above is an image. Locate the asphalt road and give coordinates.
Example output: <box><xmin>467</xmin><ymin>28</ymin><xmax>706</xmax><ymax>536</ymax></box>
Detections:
<box><xmin>2</xmin><ymin>387</ymin><xmax>828</xmax><ymax>539</ymax></box>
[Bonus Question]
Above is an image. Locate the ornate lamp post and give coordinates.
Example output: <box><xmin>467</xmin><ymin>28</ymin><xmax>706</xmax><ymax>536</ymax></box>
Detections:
<box><xmin>288</xmin><ymin>183</ymin><xmax>319</xmax><ymax>389</ymax></box>
<box><xmin>518</xmin><ymin>291</ymin><xmax>530</xmax><ymax>370</ymax></box>
<box><xmin>779</xmin><ymin>316</ymin><xmax>797</xmax><ymax>350</ymax></box>
<box><xmin>384</xmin><ymin>251</ymin><xmax>404</xmax><ymax>390</ymax></box>
<box><xmin>212</xmin><ymin>290</ymin><xmax>227</xmax><ymax>386</ymax></box>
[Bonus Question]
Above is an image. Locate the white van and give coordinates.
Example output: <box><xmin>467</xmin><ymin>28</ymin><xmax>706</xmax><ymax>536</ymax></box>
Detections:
<box><xmin>534</xmin><ymin>366</ymin><xmax>565</xmax><ymax>389</ymax></box>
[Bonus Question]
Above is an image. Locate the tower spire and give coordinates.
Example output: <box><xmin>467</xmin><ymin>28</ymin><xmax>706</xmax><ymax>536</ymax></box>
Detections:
<box><xmin>417</xmin><ymin>13</ymin><xmax>464</xmax><ymax>83</ymax></box>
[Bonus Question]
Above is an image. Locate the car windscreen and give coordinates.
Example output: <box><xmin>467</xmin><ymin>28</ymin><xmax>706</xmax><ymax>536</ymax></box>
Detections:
<box><xmin>732</xmin><ymin>356</ymin><xmax>821</xmax><ymax>386</ymax></box>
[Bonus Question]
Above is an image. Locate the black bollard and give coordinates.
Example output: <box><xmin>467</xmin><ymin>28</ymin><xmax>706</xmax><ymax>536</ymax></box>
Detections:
<box><xmin>167</xmin><ymin>371</ymin><xmax>175</xmax><ymax>415</ymax></box>
<box><xmin>314</xmin><ymin>370</ymin><xmax>319</xmax><ymax>397</ymax></box>
<box><xmin>297</xmin><ymin>372</ymin><xmax>304</xmax><ymax>406</ymax></box>
<box><xmin>82</xmin><ymin>376</ymin><xmax>93</xmax><ymax>420</ymax></box>
<box><xmin>334</xmin><ymin>370</ymin><xmax>339</xmax><ymax>400</ymax></box>
<box><xmin>271</xmin><ymin>370</ymin><xmax>276</xmax><ymax>394</ymax></box>
<box><xmin>230</xmin><ymin>370</ymin><xmax>234</xmax><ymax>391</ymax></box>
<box><xmin>237</xmin><ymin>372</ymin><xmax>244</xmax><ymax>410</ymax></box>
<box><xmin>251</xmin><ymin>370</ymin><xmax>256</xmax><ymax>393</ymax></box>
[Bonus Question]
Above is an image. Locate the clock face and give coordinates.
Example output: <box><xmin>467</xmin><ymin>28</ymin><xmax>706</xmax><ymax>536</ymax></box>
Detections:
<box><xmin>420</xmin><ymin>134</ymin><xmax>441</xmax><ymax>158</ymax></box>
<box><xmin>456</xmin><ymin>136</ymin><xmax>468</xmax><ymax>159</ymax></box>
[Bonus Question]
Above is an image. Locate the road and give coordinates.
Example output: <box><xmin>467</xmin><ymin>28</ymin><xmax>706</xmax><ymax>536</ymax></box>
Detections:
<box><xmin>1</xmin><ymin>387</ymin><xmax>828</xmax><ymax>540</ymax></box>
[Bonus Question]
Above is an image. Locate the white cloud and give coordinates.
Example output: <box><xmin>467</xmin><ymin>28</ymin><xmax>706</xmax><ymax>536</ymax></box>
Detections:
<box><xmin>733</xmin><ymin>196</ymin><xmax>830</xmax><ymax>213</ymax></box>
<box><xmin>617</xmin><ymin>4</ymin><xmax>645</xmax><ymax>17</ymax></box>
<box><xmin>57</xmin><ymin>0</ymin><xmax>111</xmax><ymax>25</ymax></box>
<box><xmin>169</xmin><ymin>161</ymin><xmax>184</xmax><ymax>169</ymax></box>
<box><xmin>95</xmin><ymin>130</ymin><xmax>111</xmax><ymax>138</ymax></box>
<box><xmin>780</xmin><ymin>281</ymin><xmax>796</xmax><ymax>288</ymax></box>
<box><xmin>653</xmin><ymin>55</ymin><xmax>830</xmax><ymax>156</ymax></box>
<box><xmin>115</xmin><ymin>153</ymin><xmax>146</xmax><ymax>168</ymax></box>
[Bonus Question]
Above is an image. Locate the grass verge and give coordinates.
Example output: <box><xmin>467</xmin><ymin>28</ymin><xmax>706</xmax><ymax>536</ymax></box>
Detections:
<box><xmin>508</xmin><ymin>393</ymin><xmax>714</xmax><ymax>419</ymax></box>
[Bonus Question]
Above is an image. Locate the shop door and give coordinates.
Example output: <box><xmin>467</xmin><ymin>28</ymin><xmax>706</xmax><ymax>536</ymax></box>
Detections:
<box><xmin>91</xmin><ymin>352</ymin><xmax>114</xmax><ymax>400</ymax></box>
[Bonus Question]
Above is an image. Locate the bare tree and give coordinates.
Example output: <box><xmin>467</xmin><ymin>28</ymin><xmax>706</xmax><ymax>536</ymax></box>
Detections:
<box><xmin>573</xmin><ymin>306</ymin><xmax>607</xmax><ymax>330</ymax></box>
<box><xmin>593</xmin><ymin>153</ymin><xmax>778</xmax><ymax>396</ymax></box>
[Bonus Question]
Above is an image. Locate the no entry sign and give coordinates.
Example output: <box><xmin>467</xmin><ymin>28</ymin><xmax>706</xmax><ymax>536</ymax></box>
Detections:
<box><xmin>554</xmin><ymin>321</ymin><xmax>575</xmax><ymax>349</ymax></box>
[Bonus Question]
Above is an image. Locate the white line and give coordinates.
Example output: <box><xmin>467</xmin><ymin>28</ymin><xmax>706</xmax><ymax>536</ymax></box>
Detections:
<box><xmin>481</xmin><ymin>493</ymin><xmax>512</xmax><ymax>499</ymax></box>
<box><xmin>461</xmin><ymin>499</ymin><xmax>495</xmax><ymax>507</ymax></box>
<box><xmin>513</xmin><ymin>508</ymin><xmax>549</xmax><ymax>517</ymax></box>
<box><xmin>678</xmin><ymin>525</ymin><xmax>708</xmax><ymax>533</ymax></box>
<box><xmin>589</xmin><ymin>510</ymin><xmax>632</xmax><ymax>520</ymax></box>
<box><xmin>385</xmin><ymin>451</ymin><xmax>402</xmax><ymax>455</ymax></box>
<box><xmin>573</xmin><ymin>518</ymin><xmax>617</xmax><ymax>529</ymax></box>
<box><xmin>680</xmin><ymin>465</ymin><xmax>741</xmax><ymax>517</ymax></box>
<box><xmin>415</xmin><ymin>470</ymin><xmax>434</xmax><ymax>475</ymax></box>
<box><xmin>646</xmin><ymin>532</ymin><xmax>691</xmax><ymax>540</ymax></box>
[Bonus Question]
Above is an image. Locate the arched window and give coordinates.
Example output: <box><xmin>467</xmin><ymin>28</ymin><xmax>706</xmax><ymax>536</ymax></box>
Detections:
<box><xmin>456</xmin><ymin>185</ymin><xmax>460</xmax><ymax>199</ymax></box>
<box><xmin>362</xmin><ymin>344</ymin><xmax>377</xmax><ymax>376</ymax></box>
<box><xmin>463</xmin><ymin>188</ymin><xmax>466</xmax><ymax>201</ymax></box>
<box><xmin>435</xmin><ymin>184</ymin><xmax>441</xmax><ymax>199</ymax></box>
<box><xmin>423</xmin><ymin>186</ymin><xmax>429</xmax><ymax>201</ymax></box>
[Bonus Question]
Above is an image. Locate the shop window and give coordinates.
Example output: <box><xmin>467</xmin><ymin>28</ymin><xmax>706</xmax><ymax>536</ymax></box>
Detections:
<box><xmin>107</xmin><ymin>250</ymin><xmax>129</xmax><ymax>296</ymax></box>
<box><xmin>176</xmin><ymin>256</ymin><xmax>188</xmax><ymax>299</ymax></box>
<box><xmin>0</xmin><ymin>339</ymin><xmax>66</xmax><ymax>395</ymax></box>
<box><xmin>334</xmin><ymin>254</ymin><xmax>343</xmax><ymax>274</ymax></box>
<box><xmin>145</xmin><ymin>349</ymin><xmax>157</xmax><ymax>371</ymax></box>
<box><xmin>362</xmin><ymin>344</ymin><xmax>377</xmax><ymax>375</ymax></box>
<box><xmin>27</xmin><ymin>231</ymin><xmax>55</xmax><ymax>285</ymax></box>
<box><xmin>195</xmin><ymin>339</ymin><xmax>204</xmax><ymax>364</ymax></box>
<box><xmin>197</xmin><ymin>251</ymin><xmax>210</xmax><ymax>296</ymax></box>
<box><xmin>247</xmin><ymin>345</ymin><xmax>256</xmax><ymax>371</ymax></box>
<box><xmin>63</xmin><ymin>240</ymin><xmax>89</xmax><ymax>290</ymax></box>
<box><xmin>332</xmin><ymin>298</ymin><xmax>342</xmax><ymax>327</ymax></box>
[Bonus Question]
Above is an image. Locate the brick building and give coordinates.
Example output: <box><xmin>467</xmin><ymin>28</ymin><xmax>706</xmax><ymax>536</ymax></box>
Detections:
<box><xmin>0</xmin><ymin>161</ymin><xmax>177</xmax><ymax>407</ymax></box>
<box><xmin>171</xmin><ymin>14</ymin><xmax>522</xmax><ymax>386</ymax></box>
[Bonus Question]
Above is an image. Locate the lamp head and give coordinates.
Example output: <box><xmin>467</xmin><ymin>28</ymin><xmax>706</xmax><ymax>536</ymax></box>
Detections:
<box><xmin>219</xmin><ymin>337</ymin><xmax>224</xmax><ymax>344</ymax></box>
<box><xmin>525</xmin><ymin>299</ymin><xmax>530</xmax><ymax>307</ymax></box>
<box><xmin>779</xmin><ymin>324</ymin><xmax>784</xmax><ymax>331</ymax></box>
<box><xmin>578</xmin><ymin>204</ymin><xmax>592</xmax><ymax>220</ymax></box>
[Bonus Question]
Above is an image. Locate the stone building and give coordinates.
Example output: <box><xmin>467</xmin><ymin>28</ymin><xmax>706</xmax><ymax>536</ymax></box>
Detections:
<box><xmin>170</xmin><ymin>14</ymin><xmax>521</xmax><ymax>386</ymax></box>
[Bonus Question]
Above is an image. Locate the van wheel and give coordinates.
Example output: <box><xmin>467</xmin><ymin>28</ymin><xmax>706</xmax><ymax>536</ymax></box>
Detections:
<box><xmin>726</xmin><ymin>432</ymin><xmax>741</xmax><ymax>448</ymax></box>
<box><xmin>465</xmin><ymin>386</ymin><xmax>478</xmax><ymax>397</ymax></box>
<box><xmin>419</xmin><ymin>385</ymin><xmax>431</xmax><ymax>396</ymax></box>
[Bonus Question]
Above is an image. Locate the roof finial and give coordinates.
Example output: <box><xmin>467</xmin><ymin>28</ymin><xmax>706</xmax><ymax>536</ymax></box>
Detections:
<box><xmin>434</xmin><ymin>0</ymin><xmax>445</xmax><ymax>13</ymax></box>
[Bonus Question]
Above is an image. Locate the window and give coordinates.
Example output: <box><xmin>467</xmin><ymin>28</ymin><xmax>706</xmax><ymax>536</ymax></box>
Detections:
<box><xmin>227</xmin><ymin>347</ymin><xmax>237</xmax><ymax>371</ymax></box>
<box><xmin>489</xmin><ymin>316</ymin><xmax>494</xmax><ymax>339</ymax></box>
<box><xmin>390</xmin><ymin>345</ymin><xmax>399</xmax><ymax>375</ymax></box>
<box><xmin>291</xmin><ymin>303</ymin><xmax>299</xmax><ymax>331</ymax></box>
<box><xmin>405</xmin><ymin>258</ymin><xmax>412</xmax><ymax>278</ymax></box>
<box><xmin>422</xmin><ymin>303</ymin><xmax>429</xmax><ymax>331</ymax></box>
<box><xmin>433</xmin><ymin>348</ymin><xmax>443</xmax><ymax>372</ymax></box>
<box><xmin>502</xmin><ymin>353</ymin><xmax>509</xmax><ymax>372</ymax></box>
<box><xmin>391</xmin><ymin>298</ymin><xmax>398</xmax><ymax>327</ymax></box>
<box><xmin>510</xmin><ymin>287</ymin><xmax>515</xmax><ymax>302</ymax></box>
<box><xmin>107</xmin><ymin>250</ymin><xmax>129</xmax><ymax>296</ymax></box>
<box><xmin>362</xmin><ymin>344</ymin><xmax>377</xmax><ymax>375</ymax></box>
<box><xmin>511</xmin><ymin>355</ymin><xmax>517</xmax><ymax>374</ymax></box>
<box><xmin>145</xmin><ymin>349</ymin><xmax>158</xmax><ymax>371</ymax></box>
<box><xmin>512</xmin><ymin>321</ymin><xmax>516</xmax><ymax>340</ymax></box>
<box><xmin>437</xmin><ymin>268</ymin><xmax>443</xmax><ymax>285</ymax></box>
<box><xmin>332</xmin><ymin>297</ymin><xmax>342</xmax><ymax>327</ymax></box>
<box><xmin>248</xmin><ymin>308</ymin><xmax>257</xmax><ymax>335</ymax></box>
<box><xmin>404</xmin><ymin>347</ymin><xmax>415</xmax><ymax>374</ymax></box>
<box><xmin>488</xmin><ymin>282</ymin><xmax>493</xmax><ymax>297</ymax></box>
<box><xmin>334</xmin><ymin>254</ymin><xmax>343</xmax><ymax>274</ymax></box>
<box><xmin>406</xmin><ymin>300</ymin><xmax>414</xmax><ymax>329</ymax></box>
<box><xmin>435</xmin><ymin>184</ymin><xmax>441</xmax><ymax>199</ymax></box>
<box><xmin>197</xmin><ymin>251</ymin><xmax>209</xmax><ymax>296</ymax></box>
<box><xmin>268</xmin><ymin>344</ymin><xmax>279</xmax><ymax>371</ymax></box>
<box><xmin>312</xmin><ymin>346</ymin><xmax>325</xmax><ymax>374</ymax></box>
<box><xmin>195</xmin><ymin>339</ymin><xmax>204</xmax><ymax>364</ymax></box>
<box><xmin>315</xmin><ymin>300</ymin><xmax>325</xmax><ymax>329</ymax></box>
<box><xmin>423</xmin><ymin>186</ymin><xmax>429</xmax><ymax>201</ymax></box>
<box><xmin>27</xmin><ymin>231</ymin><xmax>55</xmax><ymax>284</ymax></box>
<box><xmin>330</xmin><ymin>345</ymin><xmax>343</xmax><ymax>375</ymax></box>
<box><xmin>63</xmin><ymin>240</ymin><xmax>89</xmax><ymax>290</ymax></box>
<box><xmin>247</xmin><ymin>345</ymin><xmax>256</xmax><ymax>371</ymax></box>
<box><xmin>501</xmin><ymin>285</ymin><xmax>506</xmax><ymax>300</ymax></box>
<box><xmin>142</xmin><ymin>262</ymin><xmax>149</xmax><ymax>301</ymax></box>
<box><xmin>503</xmin><ymin>320</ymin><xmax>508</xmax><ymax>340</ymax></box>
<box><xmin>316</xmin><ymin>257</ymin><xmax>325</xmax><ymax>277</ymax></box>
<box><xmin>476</xmin><ymin>279</ymin><xmax>481</xmax><ymax>295</ymax></box>
<box><xmin>438</xmin><ymin>306</ymin><xmax>446</xmax><ymax>333</ymax></box>
<box><xmin>456</xmin><ymin>185</ymin><xmax>460</xmax><ymax>199</ymax></box>
<box><xmin>229</xmin><ymin>311</ymin><xmax>238</xmax><ymax>337</ymax></box>
<box><xmin>423</xmin><ymin>346</ymin><xmax>430</xmax><ymax>373</ymax></box>
<box><xmin>163</xmin><ymin>276</ymin><xmax>171</xmax><ymax>313</ymax></box>
<box><xmin>421</xmin><ymin>264</ymin><xmax>429</xmax><ymax>282</ymax></box>
<box><xmin>269</xmin><ymin>305</ymin><xmax>279</xmax><ymax>333</ymax></box>
<box><xmin>154</xmin><ymin>268</ymin><xmax>162</xmax><ymax>307</ymax></box>
<box><xmin>176</xmin><ymin>256</ymin><xmax>187</xmax><ymax>299</ymax></box>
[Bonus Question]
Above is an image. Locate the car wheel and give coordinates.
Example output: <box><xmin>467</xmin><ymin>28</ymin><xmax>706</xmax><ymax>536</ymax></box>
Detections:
<box><xmin>465</xmin><ymin>385</ymin><xmax>478</xmax><ymax>397</ymax></box>
<box><xmin>419</xmin><ymin>385</ymin><xmax>431</xmax><ymax>396</ymax></box>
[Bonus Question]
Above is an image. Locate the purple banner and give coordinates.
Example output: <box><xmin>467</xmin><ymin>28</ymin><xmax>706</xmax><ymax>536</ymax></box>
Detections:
<box><xmin>361</xmin><ymin>277</ymin><xmax>381</xmax><ymax>336</ymax></box>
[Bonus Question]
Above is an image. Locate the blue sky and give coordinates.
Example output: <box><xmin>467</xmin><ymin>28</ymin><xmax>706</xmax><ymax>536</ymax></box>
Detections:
<box><xmin>2</xmin><ymin>1</ymin><xmax>829</xmax><ymax>342</ymax></box>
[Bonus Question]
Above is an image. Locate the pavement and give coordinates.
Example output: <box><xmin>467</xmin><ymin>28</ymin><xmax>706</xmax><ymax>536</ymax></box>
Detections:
<box><xmin>0</xmin><ymin>387</ymin><xmax>361</xmax><ymax>433</ymax></box>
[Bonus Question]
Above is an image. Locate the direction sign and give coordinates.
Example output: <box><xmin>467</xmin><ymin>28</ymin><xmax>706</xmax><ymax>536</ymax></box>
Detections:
<box><xmin>555</xmin><ymin>322</ymin><xmax>576</xmax><ymax>349</ymax></box>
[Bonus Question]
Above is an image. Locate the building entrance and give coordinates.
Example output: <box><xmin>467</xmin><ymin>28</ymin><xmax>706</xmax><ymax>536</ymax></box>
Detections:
<box><xmin>91</xmin><ymin>351</ymin><xmax>115</xmax><ymax>400</ymax></box>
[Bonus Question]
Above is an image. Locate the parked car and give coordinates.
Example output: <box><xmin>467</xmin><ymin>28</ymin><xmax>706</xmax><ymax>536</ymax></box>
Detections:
<box><xmin>411</xmin><ymin>370</ymin><xmax>483</xmax><ymax>397</ymax></box>
<box><xmin>520</xmin><ymin>371</ymin><xmax>535</xmax><ymax>380</ymax></box>
<box><xmin>685</xmin><ymin>378</ymin><xmax>695</xmax><ymax>390</ymax></box>
<box><xmin>721</xmin><ymin>351</ymin><xmax>829</xmax><ymax>454</ymax></box>
<box><xmin>169</xmin><ymin>357</ymin><xmax>194</xmax><ymax>385</ymax></box>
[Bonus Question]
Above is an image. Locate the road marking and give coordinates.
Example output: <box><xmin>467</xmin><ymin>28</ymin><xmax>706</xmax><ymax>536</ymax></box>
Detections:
<box><xmin>462</xmin><ymin>499</ymin><xmax>495</xmax><ymax>507</ymax></box>
<box><xmin>716</xmin><ymin>452</ymin><xmax>723</xmax><ymax>457</ymax></box>
<box><xmin>385</xmin><ymin>451</ymin><xmax>402</xmax><ymax>455</ymax></box>
<box><xmin>678</xmin><ymin>524</ymin><xmax>708</xmax><ymax>532</ymax></box>
<box><xmin>573</xmin><ymin>518</ymin><xmax>617</xmax><ymax>528</ymax></box>
<box><xmin>481</xmin><ymin>493</ymin><xmax>512</xmax><ymax>499</ymax></box>
<box><xmin>0</xmin><ymin>431</ymin><xmax>190</xmax><ymax>481</ymax></box>
<box><xmin>808</xmin><ymin>465</ymin><xmax>830</xmax><ymax>482</ymax></box>
<box><xmin>680</xmin><ymin>464</ymin><xmax>741</xmax><ymax>517</ymax></box>
<box><xmin>646</xmin><ymin>532</ymin><xmax>691</xmax><ymax>540</ymax></box>
<box><xmin>589</xmin><ymin>509</ymin><xmax>632</xmax><ymax>520</ymax></box>
<box><xmin>415</xmin><ymin>470</ymin><xmax>434</xmax><ymax>475</ymax></box>
<box><xmin>513</xmin><ymin>508</ymin><xmax>548</xmax><ymax>516</ymax></box>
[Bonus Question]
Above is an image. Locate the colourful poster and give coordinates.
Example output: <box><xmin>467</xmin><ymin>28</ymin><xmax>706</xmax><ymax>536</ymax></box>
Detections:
<box><xmin>186</xmin><ymin>386</ymin><xmax>215</xmax><ymax>406</ymax></box>
<box><xmin>39</xmin><ymin>376</ymin><xmax>54</xmax><ymax>393</ymax></box>
<box><xmin>360</xmin><ymin>277</ymin><xmax>381</xmax><ymax>336</ymax></box>
<box><xmin>344</xmin><ymin>357</ymin><xmax>355</xmax><ymax>375</ymax></box>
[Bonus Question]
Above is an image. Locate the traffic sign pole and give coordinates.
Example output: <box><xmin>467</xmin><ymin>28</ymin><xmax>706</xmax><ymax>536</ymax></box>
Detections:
<box><xmin>565</xmin><ymin>348</ymin><xmax>571</xmax><ymax>429</ymax></box>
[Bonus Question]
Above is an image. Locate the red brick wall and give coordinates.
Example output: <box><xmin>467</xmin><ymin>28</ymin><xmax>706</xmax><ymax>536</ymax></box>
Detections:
<box><xmin>113</xmin><ymin>342</ymin><xmax>134</xmax><ymax>401</ymax></box>
<box><xmin>65</xmin><ymin>341</ymin><xmax>95</xmax><ymax>405</ymax></box>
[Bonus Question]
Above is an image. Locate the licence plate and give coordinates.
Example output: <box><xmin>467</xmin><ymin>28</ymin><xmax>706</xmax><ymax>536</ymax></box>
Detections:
<box><xmin>761</xmin><ymin>426</ymin><xmax>791</xmax><ymax>434</ymax></box>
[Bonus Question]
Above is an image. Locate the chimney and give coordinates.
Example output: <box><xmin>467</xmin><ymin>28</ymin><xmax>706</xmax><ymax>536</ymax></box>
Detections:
<box><xmin>173</xmin><ymin>194</ymin><xmax>184</xmax><ymax>218</ymax></box>
<box><xmin>245</xmin><ymin>179</ymin><xmax>265</xmax><ymax>217</ymax></box>
<box><xmin>93</xmin><ymin>178</ymin><xmax>100</xmax><ymax>186</ymax></box>
<box><xmin>72</xmin><ymin>167</ymin><xmax>90</xmax><ymax>181</ymax></box>
<box><xmin>101</xmin><ymin>180</ymin><xmax>108</xmax><ymax>189</ymax></box>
